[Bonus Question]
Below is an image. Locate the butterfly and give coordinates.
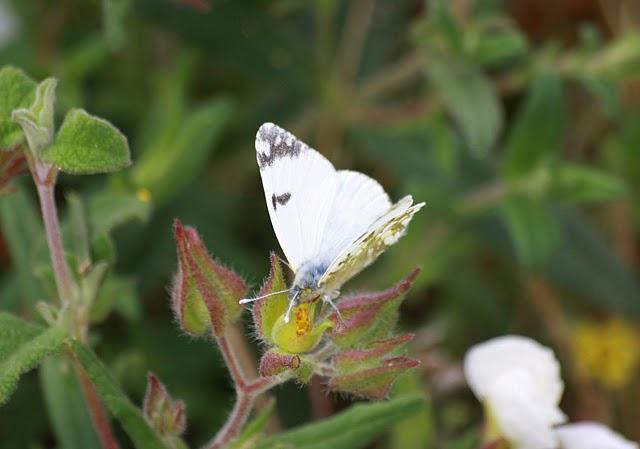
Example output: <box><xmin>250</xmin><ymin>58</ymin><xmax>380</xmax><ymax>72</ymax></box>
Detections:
<box><xmin>241</xmin><ymin>123</ymin><xmax>425</xmax><ymax>322</ymax></box>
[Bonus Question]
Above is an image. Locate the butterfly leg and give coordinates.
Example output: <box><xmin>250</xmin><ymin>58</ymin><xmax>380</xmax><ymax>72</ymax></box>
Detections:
<box><xmin>284</xmin><ymin>297</ymin><xmax>297</xmax><ymax>324</ymax></box>
<box><xmin>322</xmin><ymin>290</ymin><xmax>343</xmax><ymax>323</ymax></box>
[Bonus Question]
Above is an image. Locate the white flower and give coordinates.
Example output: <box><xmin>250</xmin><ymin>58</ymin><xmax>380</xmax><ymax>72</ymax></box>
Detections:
<box><xmin>464</xmin><ymin>335</ymin><xmax>567</xmax><ymax>449</ymax></box>
<box><xmin>0</xmin><ymin>0</ymin><xmax>19</xmax><ymax>49</ymax></box>
<box><xmin>556</xmin><ymin>423</ymin><xmax>638</xmax><ymax>449</ymax></box>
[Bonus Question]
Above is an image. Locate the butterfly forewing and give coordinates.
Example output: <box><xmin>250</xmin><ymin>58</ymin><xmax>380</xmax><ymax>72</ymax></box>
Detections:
<box><xmin>256</xmin><ymin>123</ymin><xmax>338</xmax><ymax>271</ymax></box>
<box><xmin>318</xmin><ymin>196</ymin><xmax>425</xmax><ymax>291</ymax></box>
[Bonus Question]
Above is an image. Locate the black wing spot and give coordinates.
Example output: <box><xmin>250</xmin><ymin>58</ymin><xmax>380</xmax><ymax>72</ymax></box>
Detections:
<box><xmin>257</xmin><ymin>124</ymin><xmax>304</xmax><ymax>169</ymax></box>
<box><xmin>272</xmin><ymin>192</ymin><xmax>292</xmax><ymax>210</ymax></box>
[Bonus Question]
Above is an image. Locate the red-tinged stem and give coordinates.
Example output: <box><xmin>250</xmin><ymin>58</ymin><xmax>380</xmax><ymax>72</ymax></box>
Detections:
<box><xmin>72</xmin><ymin>353</ymin><xmax>121</xmax><ymax>449</ymax></box>
<box><xmin>30</xmin><ymin>159</ymin><xmax>74</xmax><ymax>305</ymax></box>
<box><xmin>216</xmin><ymin>335</ymin><xmax>249</xmax><ymax>390</ymax></box>
<box><xmin>206</xmin><ymin>333</ymin><xmax>292</xmax><ymax>449</ymax></box>
<box><xmin>478</xmin><ymin>438</ymin><xmax>506</xmax><ymax>449</ymax></box>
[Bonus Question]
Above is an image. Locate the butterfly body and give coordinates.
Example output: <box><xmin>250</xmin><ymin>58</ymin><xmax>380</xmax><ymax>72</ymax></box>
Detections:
<box><xmin>249</xmin><ymin>123</ymin><xmax>425</xmax><ymax>322</ymax></box>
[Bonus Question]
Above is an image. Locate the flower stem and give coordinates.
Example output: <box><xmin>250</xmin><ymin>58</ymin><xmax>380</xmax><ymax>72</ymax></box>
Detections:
<box><xmin>32</xmin><ymin>165</ymin><xmax>74</xmax><ymax>304</ymax></box>
<box><xmin>205</xmin><ymin>333</ymin><xmax>292</xmax><ymax>449</ymax></box>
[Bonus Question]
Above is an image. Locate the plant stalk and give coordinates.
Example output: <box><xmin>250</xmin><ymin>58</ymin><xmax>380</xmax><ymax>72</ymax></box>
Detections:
<box><xmin>33</xmin><ymin>168</ymin><xmax>74</xmax><ymax>304</ymax></box>
<box><xmin>205</xmin><ymin>333</ymin><xmax>292</xmax><ymax>449</ymax></box>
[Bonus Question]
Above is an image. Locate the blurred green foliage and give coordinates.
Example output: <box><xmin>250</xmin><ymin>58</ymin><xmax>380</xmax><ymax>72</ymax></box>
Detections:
<box><xmin>1</xmin><ymin>0</ymin><xmax>640</xmax><ymax>448</ymax></box>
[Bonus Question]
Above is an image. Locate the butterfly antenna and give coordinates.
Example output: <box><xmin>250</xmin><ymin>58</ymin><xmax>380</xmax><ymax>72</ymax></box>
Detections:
<box><xmin>283</xmin><ymin>290</ymin><xmax>300</xmax><ymax>323</ymax></box>
<box><xmin>239</xmin><ymin>288</ymin><xmax>290</xmax><ymax>304</ymax></box>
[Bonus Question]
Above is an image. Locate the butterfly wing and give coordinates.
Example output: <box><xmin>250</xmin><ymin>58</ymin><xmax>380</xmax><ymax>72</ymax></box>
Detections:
<box><xmin>317</xmin><ymin>170</ymin><xmax>392</xmax><ymax>264</ymax></box>
<box><xmin>318</xmin><ymin>195</ymin><xmax>425</xmax><ymax>291</ymax></box>
<box><xmin>256</xmin><ymin>123</ymin><xmax>338</xmax><ymax>271</ymax></box>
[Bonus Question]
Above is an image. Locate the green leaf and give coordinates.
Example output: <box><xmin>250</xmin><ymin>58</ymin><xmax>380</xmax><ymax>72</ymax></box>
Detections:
<box><xmin>132</xmin><ymin>96</ymin><xmax>234</xmax><ymax>204</ymax></box>
<box><xmin>11</xmin><ymin>78</ymin><xmax>58</xmax><ymax>152</ymax></box>
<box><xmin>466</xmin><ymin>22</ymin><xmax>528</xmax><ymax>67</ymax></box>
<box><xmin>551</xmin><ymin>163</ymin><xmax>627</xmax><ymax>203</ymax></box>
<box><xmin>70</xmin><ymin>340</ymin><xmax>170</xmax><ymax>449</ymax></box>
<box><xmin>390</xmin><ymin>374</ymin><xmax>433</xmax><ymax>449</ymax></box>
<box><xmin>0</xmin><ymin>181</ymin><xmax>47</xmax><ymax>309</ymax></box>
<box><xmin>40</xmin><ymin>355</ymin><xmax>102</xmax><ymax>449</ymax></box>
<box><xmin>424</xmin><ymin>52</ymin><xmax>502</xmax><ymax>158</ymax></box>
<box><xmin>87</xmin><ymin>190</ymin><xmax>151</xmax><ymax>239</ymax></box>
<box><xmin>501</xmin><ymin>196</ymin><xmax>560</xmax><ymax>271</ymax></box>
<box><xmin>546</xmin><ymin>208</ymin><xmax>640</xmax><ymax>317</ymax></box>
<box><xmin>0</xmin><ymin>313</ymin><xmax>67</xmax><ymax>405</ymax></box>
<box><xmin>503</xmin><ymin>73</ymin><xmax>566</xmax><ymax>178</ymax></box>
<box><xmin>255</xmin><ymin>395</ymin><xmax>424</xmax><ymax>449</ymax></box>
<box><xmin>43</xmin><ymin>109</ymin><xmax>131</xmax><ymax>174</ymax></box>
<box><xmin>0</xmin><ymin>66</ymin><xmax>36</xmax><ymax>149</ymax></box>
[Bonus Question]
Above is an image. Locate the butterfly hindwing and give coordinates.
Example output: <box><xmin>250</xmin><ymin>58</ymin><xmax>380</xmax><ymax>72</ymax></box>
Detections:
<box><xmin>318</xmin><ymin>170</ymin><xmax>392</xmax><ymax>265</ymax></box>
<box><xmin>256</xmin><ymin>123</ymin><xmax>338</xmax><ymax>271</ymax></box>
<box><xmin>318</xmin><ymin>195</ymin><xmax>425</xmax><ymax>291</ymax></box>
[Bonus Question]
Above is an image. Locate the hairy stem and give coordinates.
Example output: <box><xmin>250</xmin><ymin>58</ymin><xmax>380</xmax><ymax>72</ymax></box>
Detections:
<box><xmin>206</xmin><ymin>332</ymin><xmax>292</xmax><ymax>449</ymax></box>
<box><xmin>34</xmin><ymin>171</ymin><xmax>74</xmax><ymax>304</ymax></box>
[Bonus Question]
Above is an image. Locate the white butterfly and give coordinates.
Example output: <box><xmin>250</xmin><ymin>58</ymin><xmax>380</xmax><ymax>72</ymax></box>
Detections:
<box><xmin>241</xmin><ymin>123</ymin><xmax>425</xmax><ymax>322</ymax></box>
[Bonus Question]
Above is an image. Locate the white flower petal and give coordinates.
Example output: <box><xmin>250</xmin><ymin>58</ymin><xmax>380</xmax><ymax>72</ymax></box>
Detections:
<box><xmin>556</xmin><ymin>423</ymin><xmax>638</xmax><ymax>449</ymax></box>
<box><xmin>464</xmin><ymin>335</ymin><xmax>563</xmax><ymax>404</ymax></box>
<box><xmin>487</xmin><ymin>370</ymin><xmax>566</xmax><ymax>449</ymax></box>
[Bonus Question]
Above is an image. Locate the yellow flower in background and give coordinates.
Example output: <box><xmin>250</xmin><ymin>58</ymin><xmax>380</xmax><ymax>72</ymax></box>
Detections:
<box><xmin>573</xmin><ymin>319</ymin><xmax>640</xmax><ymax>389</ymax></box>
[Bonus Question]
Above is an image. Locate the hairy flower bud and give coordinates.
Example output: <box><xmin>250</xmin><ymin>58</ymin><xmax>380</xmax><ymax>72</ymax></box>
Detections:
<box><xmin>329</xmin><ymin>268</ymin><xmax>420</xmax><ymax>348</ymax></box>
<box><xmin>143</xmin><ymin>373</ymin><xmax>187</xmax><ymax>438</ymax></box>
<box><xmin>172</xmin><ymin>219</ymin><xmax>247</xmax><ymax>337</ymax></box>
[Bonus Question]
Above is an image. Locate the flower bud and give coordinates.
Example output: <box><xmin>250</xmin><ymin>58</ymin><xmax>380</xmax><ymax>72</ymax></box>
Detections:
<box><xmin>329</xmin><ymin>268</ymin><xmax>420</xmax><ymax>348</ymax></box>
<box><xmin>259</xmin><ymin>350</ymin><xmax>301</xmax><ymax>377</ymax></box>
<box><xmin>172</xmin><ymin>219</ymin><xmax>247</xmax><ymax>337</ymax></box>
<box><xmin>143</xmin><ymin>373</ymin><xmax>187</xmax><ymax>438</ymax></box>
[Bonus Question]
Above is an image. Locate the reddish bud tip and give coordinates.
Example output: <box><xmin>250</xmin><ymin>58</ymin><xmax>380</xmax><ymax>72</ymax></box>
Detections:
<box><xmin>0</xmin><ymin>150</ymin><xmax>27</xmax><ymax>195</ymax></box>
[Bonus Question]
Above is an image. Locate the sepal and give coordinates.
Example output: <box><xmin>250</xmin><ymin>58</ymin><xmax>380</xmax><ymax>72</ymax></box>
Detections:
<box><xmin>252</xmin><ymin>253</ymin><xmax>289</xmax><ymax>345</ymax></box>
<box><xmin>329</xmin><ymin>268</ymin><xmax>420</xmax><ymax>348</ymax></box>
<box><xmin>172</xmin><ymin>219</ymin><xmax>247</xmax><ymax>336</ymax></box>
<box><xmin>329</xmin><ymin>355</ymin><xmax>419</xmax><ymax>399</ymax></box>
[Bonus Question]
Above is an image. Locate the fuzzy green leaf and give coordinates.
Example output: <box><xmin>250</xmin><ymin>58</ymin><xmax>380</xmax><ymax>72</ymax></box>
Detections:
<box><xmin>40</xmin><ymin>355</ymin><xmax>102</xmax><ymax>449</ymax></box>
<box><xmin>70</xmin><ymin>340</ymin><xmax>170</xmax><ymax>449</ymax></box>
<box><xmin>424</xmin><ymin>52</ymin><xmax>502</xmax><ymax>158</ymax></box>
<box><xmin>43</xmin><ymin>109</ymin><xmax>131</xmax><ymax>174</ymax></box>
<box><xmin>0</xmin><ymin>313</ymin><xmax>67</xmax><ymax>405</ymax></box>
<box><xmin>255</xmin><ymin>395</ymin><xmax>424</xmax><ymax>449</ymax></box>
<box><xmin>504</xmin><ymin>73</ymin><xmax>566</xmax><ymax>178</ymax></box>
<box><xmin>0</xmin><ymin>66</ymin><xmax>36</xmax><ymax>149</ymax></box>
